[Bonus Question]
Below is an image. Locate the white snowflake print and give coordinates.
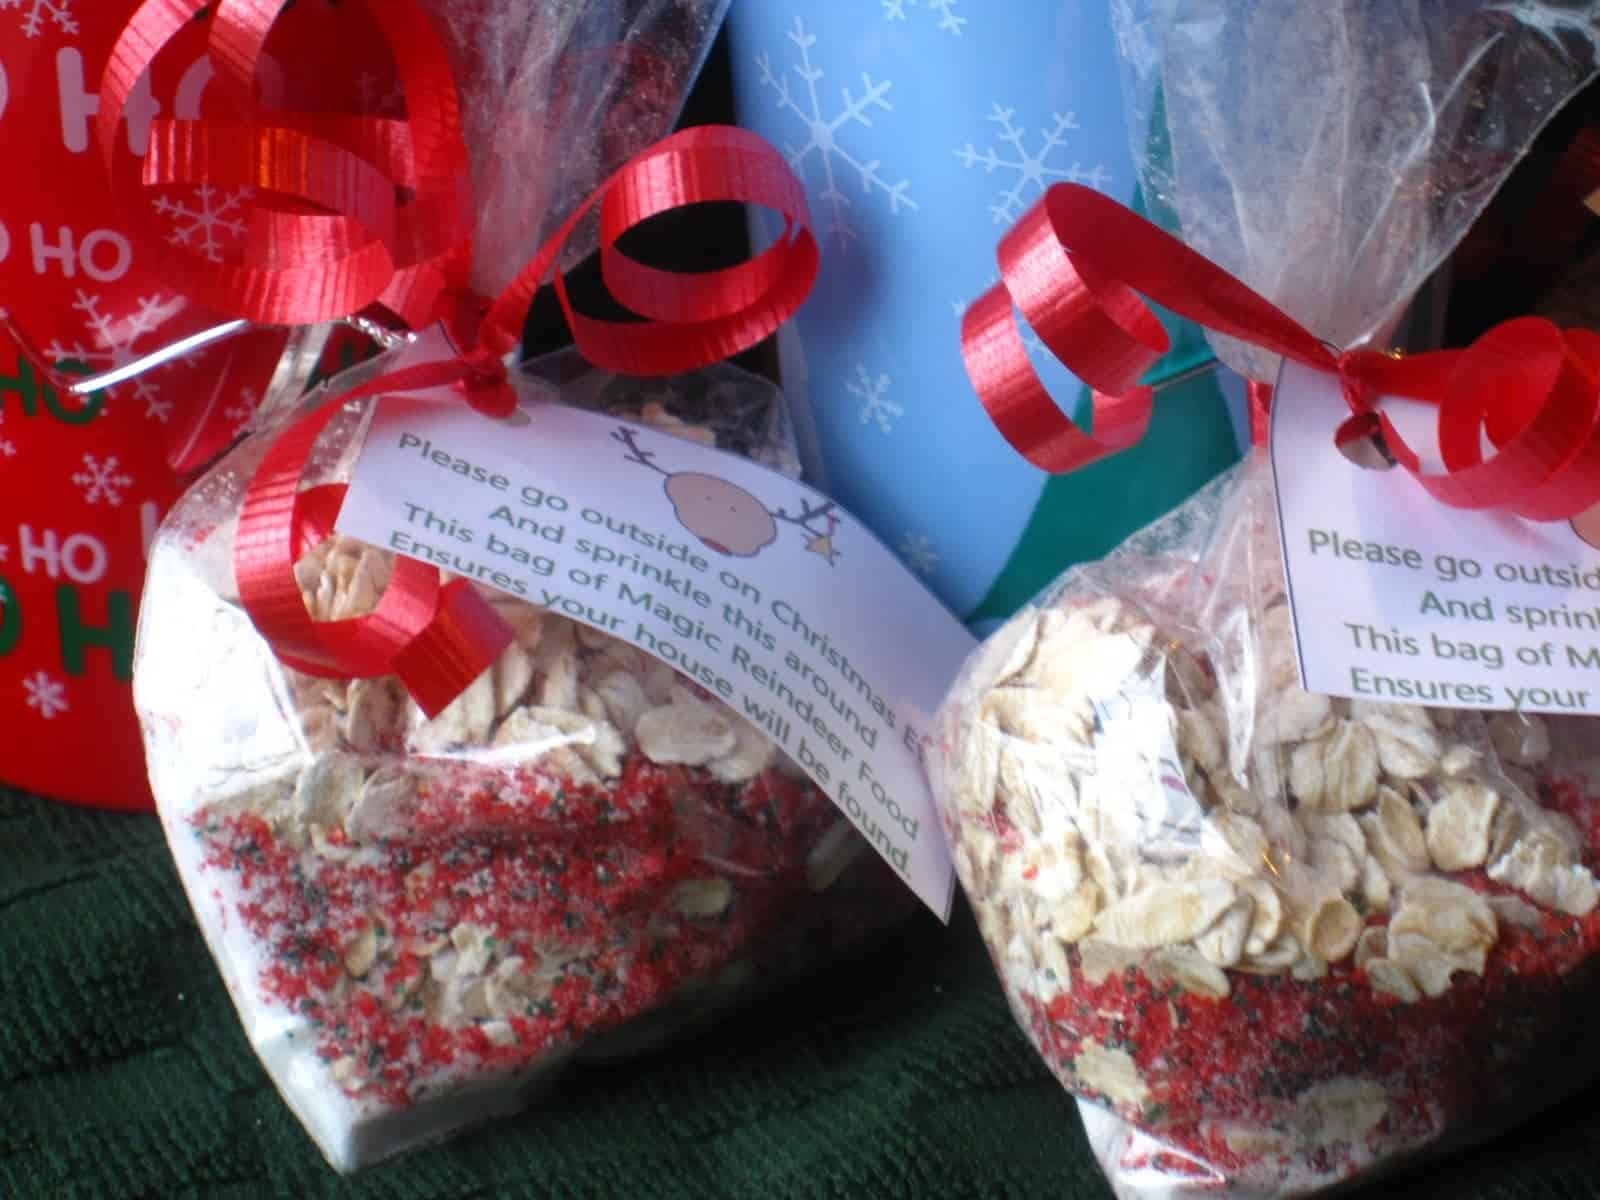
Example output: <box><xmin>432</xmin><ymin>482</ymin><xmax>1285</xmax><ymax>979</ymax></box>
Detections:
<box><xmin>956</xmin><ymin>105</ymin><xmax>1113</xmax><ymax>225</ymax></box>
<box><xmin>72</xmin><ymin>453</ymin><xmax>134</xmax><ymax>508</ymax></box>
<box><xmin>23</xmin><ymin>671</ymin><xmax>69</xmax><ymax>720</ymax></box>
<box><xmin>153</xmin><ymin>185</ymin><xmax>252</xmax><ymax>264</ymax></box>
<box><xmin>881</xmin><ymin>0</ymin><xmax>965</xmax><ymax>35</ymax></box>
<box><xmin>899</xmin><ymin>534</ymin><xmax>939</xmax><ymax>576</ymax></box>
<box><xmin>46</xmin><ymin>290</ymin><xmax>192</xmax><ymax>422</ymax></box>
<box><xmin>142</xmin><ymin>391</ymin><xmax>173</xmax><ymax>424</ymax></box>
<box><xmin>48</xmin><ymin>291</ymin><xmax>186</xmax><ymax>377</ymax></box>
<box><xmin>756</xmin><ymin>16</ymin><xmax>916</xmax><ymax>243</ymax></box>
<box><xmin>0</xmin><ymin>412</ymin><xmax>16</xmax><ymax>462</ymax></box>
<box><xmin>0</xmin><ymin>0</ymin><xmax>76</xmax><ymax>38</ymax></box>
<box><xmin>848</xmin><ymin>364</ymin><xmax>902</xmax><ymax>434</ymax></box>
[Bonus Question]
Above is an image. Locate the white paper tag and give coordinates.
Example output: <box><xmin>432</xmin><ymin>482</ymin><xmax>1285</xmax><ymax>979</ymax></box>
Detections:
<box><xmin>1272</xmin><ymin>359</ymin><xmax>1600</xmax><ymax>717</ymax></box>
<box><xmin>336</xmin><ymin>366</ymin><xmax>972</xmax><ymax>919</ymax></box>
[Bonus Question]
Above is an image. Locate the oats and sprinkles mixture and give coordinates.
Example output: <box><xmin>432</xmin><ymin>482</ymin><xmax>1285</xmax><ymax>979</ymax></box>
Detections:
<box><xmin>135</xmin><ymin>393</ymin><xmax>906</xmax><ymax>1171</ymax></box>
<box><xmin>934</xmin><ymin>463</ymin><xmax>1600</xmax><ymax>1197</ymax></box>
<box><xmin>157</xmin><ymin>547</ymin><xmax>904</xmax><ymax>1169</ymax></box>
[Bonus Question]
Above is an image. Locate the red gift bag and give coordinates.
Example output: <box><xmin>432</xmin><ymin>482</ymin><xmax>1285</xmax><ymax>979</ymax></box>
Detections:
<box><xmin>0</xmin><ymin>2</ymin><xmax>396</xmax><ymax>808</ymax></box>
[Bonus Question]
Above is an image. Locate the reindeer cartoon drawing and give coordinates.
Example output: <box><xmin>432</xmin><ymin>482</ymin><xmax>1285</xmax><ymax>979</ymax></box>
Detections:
<box><xmin>613</xmin><ymin>426</ymin><xmax>842</xmax><ymax>564</ymax></box>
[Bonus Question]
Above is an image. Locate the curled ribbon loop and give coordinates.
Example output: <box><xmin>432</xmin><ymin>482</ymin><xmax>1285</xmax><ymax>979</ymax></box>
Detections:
<box><xmin>105</xmin><ymin>2</ymin><xmax>822</xmax><ymax>713</ymax></box>
<box><xmin>101</xmin><ymin>0</ymin><xmax>471</xmax><ymax>329</ymax></box>
<box><xmin>99</xmin><ymin>0</ymin><xmax>501</xmax><ymax>714</ymax></box>
<box><xmin>235</xmin><ymin>366</ymin><xmax>515</xmax><ymax>716</ymax></box>
<box><xmin>478</xmin><ymin>125</ymin><xmax>819</xmax><ymax>371</ymax></box>
<box><xmin>965</xmin><ymin>183</ymin><xmax>1600</xmax><ymax>524</ymax></box>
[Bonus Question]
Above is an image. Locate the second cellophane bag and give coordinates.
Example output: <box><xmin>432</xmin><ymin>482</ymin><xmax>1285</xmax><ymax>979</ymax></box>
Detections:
<box><xmin>931</xmin><ymin>451</ymin><xmax>1600</xmax><ymax>1196</ymax></box>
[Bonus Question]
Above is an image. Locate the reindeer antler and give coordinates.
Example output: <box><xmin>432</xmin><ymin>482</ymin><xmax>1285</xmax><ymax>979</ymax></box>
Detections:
<box><xmin>612</xmin><ymin>426</ymin><xmax>669</xmax><ymax>474</ymax></box>
<box><xmin>774</xmin><ymin>497</ymin><xmax>843</xmax><ymax>565</ymax></box>
<box><xmin>774</xmin><ymin>498</ymin><xmax>838</xmax><ymax>531</ymax></box>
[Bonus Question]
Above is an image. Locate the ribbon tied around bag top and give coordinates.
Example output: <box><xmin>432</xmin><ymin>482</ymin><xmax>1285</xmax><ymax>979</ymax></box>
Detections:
<box><xmin>963</xmin><ymin>182</ymin><xmax>1600</xmax><ymax>526</ymax></box>
<box><xmin>92</xmin><ymin>0</ymin><xmax>819</xmax><ymax>717</ymax></box>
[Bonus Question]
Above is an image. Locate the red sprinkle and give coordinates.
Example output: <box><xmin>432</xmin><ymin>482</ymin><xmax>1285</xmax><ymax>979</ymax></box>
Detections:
<box><xmin>195</xmin><ymin>750</ymin><xmax>908</xmax><ymax>1109</ymax></box>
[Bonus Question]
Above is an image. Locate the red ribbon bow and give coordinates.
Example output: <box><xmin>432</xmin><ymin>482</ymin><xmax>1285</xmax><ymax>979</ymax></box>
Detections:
<box><xmin>102</xmin><ymin>0</ymin><xmax>474</xmax><ymax>331</ymax></box>
<box><xmin>964</xmin><ymin>183</ymin><xmax>1600</xmax><ymax>522</ymax></box>
<box><xmin>106</xmin><ymin>0</ymin><xmax>819</xmax><ymax>716</ymax></box>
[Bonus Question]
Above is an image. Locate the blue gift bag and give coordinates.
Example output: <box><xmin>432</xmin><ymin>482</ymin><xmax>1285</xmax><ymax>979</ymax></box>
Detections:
<box><xmin>727</xmin><ymin>0</ymin><xmax>1245</xmax><ymax>626</ymax></box>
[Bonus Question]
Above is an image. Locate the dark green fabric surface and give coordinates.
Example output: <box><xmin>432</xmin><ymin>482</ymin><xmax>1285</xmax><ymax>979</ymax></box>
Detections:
<box><xmin>5</xmin><ymin>786</ymin><xmax>1600</xmax><ymax>1200</ymax></box>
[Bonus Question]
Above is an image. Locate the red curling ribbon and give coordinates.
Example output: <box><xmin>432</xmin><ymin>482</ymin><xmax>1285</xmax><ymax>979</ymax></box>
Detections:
<box><xmin>229</xmin><ymin>122</ymin><xmax>816</xmax><ymax>711</ymax></box>
<box><xmin>1245</xmin><ymin>381</ymin><xmax>1274</xmax><ymax>448</ymax></box>
<box><xmin>234</xmin><ymin>361</ymin><xmax>516</xmax><ymax>716</ymax></box>
<box><xmin>228</xmin><ymin>123</ymin><xmax>816</xmax><ymax>705</ymax></box>
<box><xmin>96</xmin><ymin>0</ymin><xmax>476</xmax><ymax>474</ymax></box>
<box><xmin>106</xmin><ymin>0</ymin><xmax>818</xmax><ymax>713</ymax></box>
<box><xmin>964</xmin><ymin>183</ymin><xmax>1600</xmax><ymax>524</ymax></box>
<box><xmin>101</xmin><ymin>0</ymin><xmax>472</xmax><ymax>330</ymax></box>
<box><xmin>477</xmin><ymin>125</ymin><xmax>819</xmax><ymax>372</ymax></box>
